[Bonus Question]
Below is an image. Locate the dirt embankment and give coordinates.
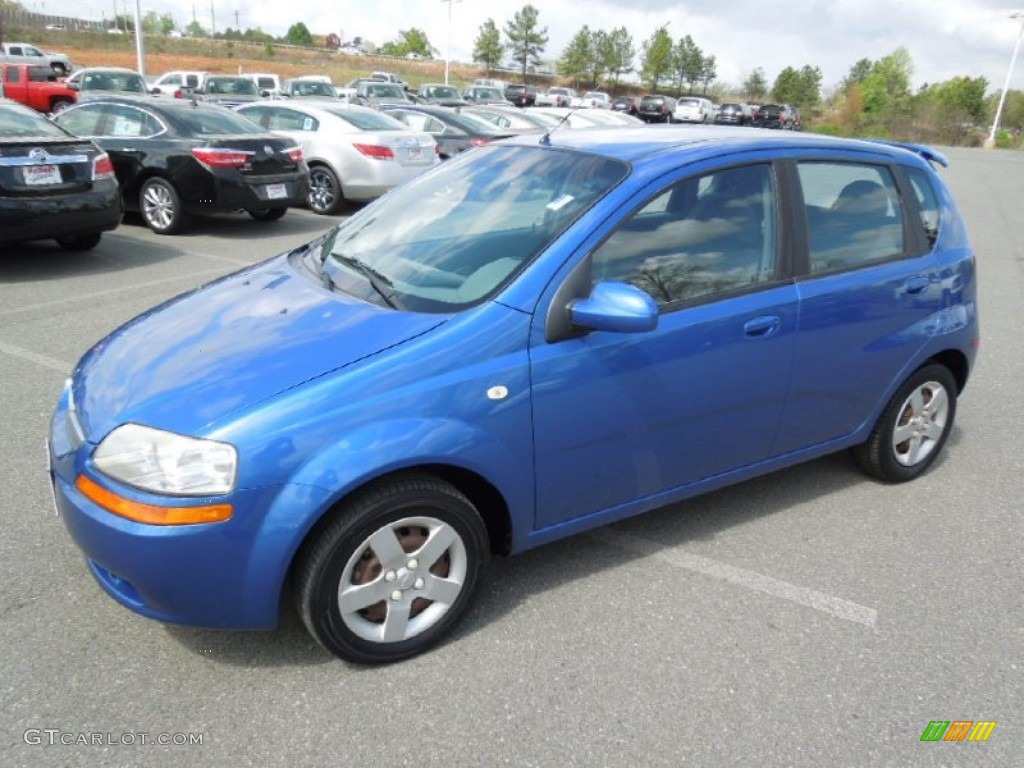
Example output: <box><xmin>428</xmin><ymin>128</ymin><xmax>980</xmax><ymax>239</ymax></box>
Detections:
<box><xmin>62</xmin><ymin>38</ymin><xmax>485</xmax><ymax>88</ymax></box>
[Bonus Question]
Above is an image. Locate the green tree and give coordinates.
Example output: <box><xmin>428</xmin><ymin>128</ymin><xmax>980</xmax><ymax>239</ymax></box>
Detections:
<box><xmin>558</xmin><ymin>26</ymin><xmax>593</xmax><ymax>89</ymax></box>
<box><xmin>771</xmin><ymin>66</ymin><xmax>802</xmax><ymax>104</ymax></box>
<box><xmin>641</xmin><ymin>25</ymin><xmax>673</xmax><ymax>91</ymax></box>
<box><xmin>699</xmin><ymin>54</ymin><xmax>717</xmax><ymax>95</ymax></box>
<box><xmin>586</xmin><ymin>30</ymin><xmax>609</xmax><ymax>87</ymax></box>
<box><xmin>473</xmin><ymin>19</ymin><xmax>504</xmax><ymax>73</ymax></box>
<box><xmin>600</xmin><ymin>26</ymin><xmax>635</xmax><ymax>90</ymax></box>
<box><xmin>504</xmin><ymin>4</ymin><xmax>549</xmax><ymax>79</ymax></box>
<box><xmin>842</xmin><ymin>58</ymin><xmax>873</xmax><ymax>94</ymax></box>
<box><xmin>185</xmin><ymin>20</ymin><xmax>207</xmax><ymax>38</ymax></box>
<box><xmin>861</xmin><ymin>47</ymin><xmax>913</xmax><ymax>114</ymax></box>
<box><xmin>381</xmin><ymin>28</ymin><xmax>434</xmax><ymax>58</ymax></box>
<box><xmin>673</xmin><ymin>35</ymin><xmax>702</xmax><ymax>94</ymax></box>
<box><xmin>797</xmin><ymin>65</ymin><xmax>823</xmax><ymax>107</ymax></box>
<box><xmin>285</xmin><ymin>22</ymin><xmax>313</xmax><ymax>46</ymax></box>
<box><xmin>743</xmin><ymin>67</ymin><xmax>768</xmax><ymax>102</ymax></box>
<box><xmin>928</xmin><ymin>76</ymin><xmax>988</xmax><ymax>123</ymax></box>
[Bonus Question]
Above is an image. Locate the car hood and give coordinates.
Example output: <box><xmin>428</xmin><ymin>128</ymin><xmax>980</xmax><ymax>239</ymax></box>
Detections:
<box><xmin>74</xmin><ymin>255</ymin><xmax>446</xmax><ymax>440</ymax></box>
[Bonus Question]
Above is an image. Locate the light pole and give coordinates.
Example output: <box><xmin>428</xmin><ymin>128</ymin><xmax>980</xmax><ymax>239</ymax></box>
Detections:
<box><xmin>986</xmin><ymin>10</ymin><xmax>1024</xmax><ymax>148</ymax></box>
<box><xmin>132</xmin><ymin>0</ymin><xmax>145</xmax><ymax>76</ymax></box>
<box><xmin>442</xmin><ymin>0</ymin><xmax>462</xmax><ymax>85</ymax></box>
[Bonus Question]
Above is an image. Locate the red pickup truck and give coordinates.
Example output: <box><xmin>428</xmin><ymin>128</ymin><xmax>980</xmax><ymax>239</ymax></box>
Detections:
<box><xmin>0</xmin><ymin>64</ymin><xmax>77</xmax><ymax>114</ymax></box>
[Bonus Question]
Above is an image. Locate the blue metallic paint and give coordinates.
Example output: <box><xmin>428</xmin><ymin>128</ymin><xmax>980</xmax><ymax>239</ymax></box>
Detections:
<box><xmin>50</xmin><ymin>127</ymin><xmax>979</xmax><ymax>630</ymax></box>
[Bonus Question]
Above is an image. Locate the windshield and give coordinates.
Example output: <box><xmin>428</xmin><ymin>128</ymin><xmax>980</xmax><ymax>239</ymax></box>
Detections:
<box><xmin>322</xmin><ymin>145</ymin><xmax>628</xmax><ymax>312</ymax></box>
<box><xmin>82</xmin><ymin>71</ymin><xmax>147</xmax><ymax>93</ymax></box>
<box><xmin>473</xmin><ymin>88</ymin><xmax>503</xmax><ymax>100</ymax></box>
<box><xmin>366</xmin><ymin>84</ymin><xmax>405</xmax><ymax>99</ymax></box>
<box><xmin>206</xmin><ymin>78</ymin><xmax>258</xmax><ymax>95</ymax></box>
<box><xmin>427</xmin><ymin>86</ymin><xmax>460</xmax><ymax>99</ymax></box>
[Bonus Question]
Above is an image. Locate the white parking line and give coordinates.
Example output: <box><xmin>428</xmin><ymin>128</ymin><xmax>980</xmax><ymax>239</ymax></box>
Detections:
<box><xmin>0</xmin><ymin>340</ymin><xmax>70</xmax><ymax>373</ymax></box>
<box><xmin>587</xmin><ymin>528</ymin><xmax>878</xmax><ymax>628</ymax></box>
<box><xmin>0</xmin><ymin>269</ymin><xmax>225</xmax><ymax>319</ymax></box>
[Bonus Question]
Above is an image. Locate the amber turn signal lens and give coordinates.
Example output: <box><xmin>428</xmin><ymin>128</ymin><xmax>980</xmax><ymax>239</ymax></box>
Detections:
<box><xmin>75</xmin><ymin>475</ymin><xmax>233</xmax><ymax>526</ymax></box>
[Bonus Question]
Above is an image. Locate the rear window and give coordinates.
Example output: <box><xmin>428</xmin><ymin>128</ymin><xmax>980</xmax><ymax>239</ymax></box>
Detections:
<box><xmin>206</xmin><ymin>78</ymin><xmax>258</xmax><ymax>95</ymax></box>
<box><xmin>327</xmin><ymin>108</ymin><xmax>406</xmax><ymax>131</ymax></box>
<box><xmin>172</xmin><ymin>108</ymin><xmax>266</xmax><ymax>136</ymax></box>
<box><xmin>0</xmin><ymin>103</ymin><xmax>70</xmax><ymax>137</ymax></box>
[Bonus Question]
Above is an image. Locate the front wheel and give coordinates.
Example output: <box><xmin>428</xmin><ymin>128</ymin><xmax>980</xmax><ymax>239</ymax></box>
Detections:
<box><xmin>297</xmin><ymin>474</ymin><xmax>489</xmax><ymax>664</ymax></box>
<box><xmin>50</xmin><ymin>99</ymin><xmax>73</xmax><ymax>115</ymax></box>
<box><xmin>852</xmin><ymin>364</ymin><xmax>958</xmax><ymax>482</ymax></box>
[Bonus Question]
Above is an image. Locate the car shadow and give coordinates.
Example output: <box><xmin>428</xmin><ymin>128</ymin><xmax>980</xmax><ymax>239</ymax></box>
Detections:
<box><xmin>161</xmin><ymin>431</ymin><xmax>963</xmax><ymax>669</ymax></box>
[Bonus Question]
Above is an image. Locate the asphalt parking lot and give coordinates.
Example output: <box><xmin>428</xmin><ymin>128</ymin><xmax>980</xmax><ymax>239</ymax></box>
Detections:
<box><xmin>1</xmin><ymin>147</ymin><xmax>1021</xmax><ymax>767</ymax></box>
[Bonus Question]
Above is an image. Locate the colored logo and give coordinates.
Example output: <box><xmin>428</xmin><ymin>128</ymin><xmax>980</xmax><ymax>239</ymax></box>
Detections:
<box><xmin>920</xmin><ymin>721</ymin><xmax>997</xmax><ymax>742</ymax></box>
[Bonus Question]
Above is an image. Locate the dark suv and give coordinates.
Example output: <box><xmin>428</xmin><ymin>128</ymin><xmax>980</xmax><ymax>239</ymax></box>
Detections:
<box><xmin>715</xmin><ymin>103</ymin><xmax>753</xmax><ymax>126</ymax></box>
<box><xmin>637</xmin><ymin>94</ymin><xmax>677</xmax><ymax>123</ymax></box>
<box><xmin>753</xmin><ymin>104</ymin><xmax>800</xmax><ymax>130</ymax></box>
<box><xmin>504</xmin><ymin>84</ymin><xmax>538</xmax><ymax>107</ymax></box>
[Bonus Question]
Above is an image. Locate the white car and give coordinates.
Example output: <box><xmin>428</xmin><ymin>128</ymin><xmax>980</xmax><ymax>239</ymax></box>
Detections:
<box><xmin>244</xmin><ymin>72</ymin><xmax>282</xmax><ymax>98</ymax></box>
<box><xmin>674</xmin><ymin>96</ymin><xmax>714</xmax><ymax>123</ymax></box>
<box><xmin>149</xmin><ymin>70</ymin><xmax>207</xmax><ymax>97</ymax></box>
<box><xmin>237</xmin><ymin>101</ymin><xmax>437</xmax><ymax>214</ymax></box>
<box><xmin>537</xmin><ymin>86</ymin><xmax>581</xmax><ymax>108</ymax></box>
<box><xmin>583</xmin><ymin>91</ymin><xmax>611</xmax><ymax>109</ymax></box>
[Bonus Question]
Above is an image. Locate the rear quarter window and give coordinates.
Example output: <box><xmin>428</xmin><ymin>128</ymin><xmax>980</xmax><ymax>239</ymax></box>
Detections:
<box><xmin>905</xmin><ymin>168</ymin><xmax>941</xmax><ymax>247</ymax></box>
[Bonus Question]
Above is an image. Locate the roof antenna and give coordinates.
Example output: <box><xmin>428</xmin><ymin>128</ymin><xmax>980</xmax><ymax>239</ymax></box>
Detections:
<box><xmin>540</xmin><ymin>104</ymin><xmax>579</xmax><ymax>145</ymax></box>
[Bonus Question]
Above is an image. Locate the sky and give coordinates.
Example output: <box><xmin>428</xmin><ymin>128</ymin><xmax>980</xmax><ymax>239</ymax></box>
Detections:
<box><xmin>59</xmin><ymin>0</ymin><xmax>1024</xmax><ymax>93</ymax></box>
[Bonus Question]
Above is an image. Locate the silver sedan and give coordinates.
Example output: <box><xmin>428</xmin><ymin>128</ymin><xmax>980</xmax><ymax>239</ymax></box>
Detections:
<box><xmin>237</xmin><ymin>101</ymin><xmax>438</xmax><ymax>215</ymax></box>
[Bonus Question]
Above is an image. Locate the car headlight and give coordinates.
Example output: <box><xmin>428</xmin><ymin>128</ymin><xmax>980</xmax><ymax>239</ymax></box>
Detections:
<box><xmin>93</xmin><ymin>424</ymin><xmax>237</xmax><ymax>496</ymax></box>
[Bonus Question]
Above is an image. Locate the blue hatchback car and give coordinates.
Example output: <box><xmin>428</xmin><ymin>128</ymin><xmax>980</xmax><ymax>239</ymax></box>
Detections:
<box><xmin>49</xmin><ymin>127</ymin><xmax>979</xmax><ymax>663</ymax></box>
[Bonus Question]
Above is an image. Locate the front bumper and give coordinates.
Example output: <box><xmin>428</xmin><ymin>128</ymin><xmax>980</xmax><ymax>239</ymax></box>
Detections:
<box><xmin>48</xmin><ymin>387</ymin><xmax>324</xmax><ymax>630</ymax></box>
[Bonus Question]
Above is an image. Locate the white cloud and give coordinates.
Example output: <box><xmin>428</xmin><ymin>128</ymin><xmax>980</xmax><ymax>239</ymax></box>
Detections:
<box><xmin>68</xmin><ymin>0</ymin><xmax>1024</xmax><ymax>91</ymax></box>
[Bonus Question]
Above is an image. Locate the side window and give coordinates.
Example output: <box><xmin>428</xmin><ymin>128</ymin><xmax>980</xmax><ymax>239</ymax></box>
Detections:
<box><xmin>266</xmin><ymin>108</ymin><xmax>314</xmax><ymax>131</ymax></box>
<box><xmin>905</xmin><ymin>168</ymin><xmax>941</xmax><ymax>247</ymax></box>
<box><xmin>239</xmin><ymin>106</ymin><xmax>269</xmax><ymax>127</ymax></box>
<box><xmin>54</xmin><ymin>106</ymin><xmax>105</xmax><ymax>137</ymax></box>
<box><xmin>591</xmin><ymin>164</ymin><xmax>778</xmax><ymax>306</ymax></box>
<box><xmin>798</xmin><ymin>162</ymin><xmax>905</xmax><ymax>274</ymax></box>
<box><xmin>163</xmin><ymin>74</ymin><xmax>182</xmax><ymax>86</ymax></box>
<box><xmin>104</xmin><ymin>105</ymin><xmax>160</xmax><ymax>137</ymax></box>
<box><xmin>6</xmin><ymin>67</ymin><xmax>19</xmax><ymax>83</ymax></box>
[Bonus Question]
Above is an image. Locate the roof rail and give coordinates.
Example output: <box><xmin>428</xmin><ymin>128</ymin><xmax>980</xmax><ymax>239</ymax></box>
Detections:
<box><xmin>865</xmin><ymin>139</ymin><xmax>949</xmax><ymax>168</ymax></box>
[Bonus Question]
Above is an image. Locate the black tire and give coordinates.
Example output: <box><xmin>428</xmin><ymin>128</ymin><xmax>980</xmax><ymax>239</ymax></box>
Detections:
<box><xmin>50</xmin><ymin>98</ymin><xmax>73</xmax><ymax>115</ymax></box>
<box><xmin>307</xmin><ymin>164</ymin><xmax>345</xmax><ymax>215</ymax></box>
<box><xmin>51</xmin><ymin>62</ymin><xmax>68</xmax><ymax>76</ymax></box>
<box><xmin>297</xmin><ymin>474</ymin><xmax>489</xmax><ymax>664</ymax></box>
<box><xmin>852</xmin><ymin>364</ymin><xmax>957</xmax><ymax>482</ymax></box>
<box><xmin>139</xmin><ymin>177</ymin><xmax>188</xmax><ymax>234</ymax></box>
<box><xmin>55</xmin><ymin>232</ymin><xmax>102</xmax><ymax>251</ymax></box>
<box><xmin>247</xmin><ymin>207</ymin><xmax>288</xmax><ymax>222</ymax></box>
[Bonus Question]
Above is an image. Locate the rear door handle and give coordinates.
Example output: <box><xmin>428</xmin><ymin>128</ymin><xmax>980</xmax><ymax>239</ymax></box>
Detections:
<box><xmin>743</xmin><ymin>315</ymin><xmax>781</xmax><ymax>338</ymax></box>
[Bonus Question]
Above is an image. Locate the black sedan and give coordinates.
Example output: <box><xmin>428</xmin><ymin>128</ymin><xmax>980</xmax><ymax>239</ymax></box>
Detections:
<box><xmin>0</xmin><ymin>99</ymin><xmax>121</xmax><ymax>251</ymax></box>
<box><xmin>380</xmin><ymin>104</ymin><xmax>514</xmax><ymax>159</ymax></box>
<box><xmin>53</xmin><ymin>97</ymin><xmax>308</xmax><ymax>234</ymax></box>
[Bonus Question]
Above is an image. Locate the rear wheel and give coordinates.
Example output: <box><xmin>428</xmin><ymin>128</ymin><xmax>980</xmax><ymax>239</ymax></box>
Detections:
<box><xmin>140</xmin><ymin>177</ymin><xmax>188</xmax><ymax>234</ymax></box>
<box><xmin>852</xmin><ymin>364</ymin><xmax>957</xmax><ymax>482</ymax></box>
<box><xmin>247</xmin><ymin>207</ymin><xmax>287</xmax><ymax>222</ymax></box>
<box><xmin>307</xmin><ymin>165</ymin><xmax>345</xmax><ymax>215</ymax></box>
<box><xmin>55</xmin><ymin>232</ymin><xmax>102</xmax><ymax>251</ymax></box>
<box><xmin>297</xmin><ymin>474</ymin><xmax>489</xmax><ymax>664</ymax></box>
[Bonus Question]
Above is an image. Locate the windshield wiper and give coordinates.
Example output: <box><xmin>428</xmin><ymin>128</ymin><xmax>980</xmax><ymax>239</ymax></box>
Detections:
<box><xmin>332</xmin><ymin>254</ymin><xmax>398</xmax><ymax>308</ymax></box>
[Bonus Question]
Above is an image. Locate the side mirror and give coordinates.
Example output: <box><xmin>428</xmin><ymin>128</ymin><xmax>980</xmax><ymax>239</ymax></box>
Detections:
<box><xmin>569</xmin><ymin>281</ymin><xmax>658</xmax><ymax>334</ymax></box>
<box><xmin>260</xmin><ymin>90</ymin><xmax>270</xmax><ymax>98</ymax></box>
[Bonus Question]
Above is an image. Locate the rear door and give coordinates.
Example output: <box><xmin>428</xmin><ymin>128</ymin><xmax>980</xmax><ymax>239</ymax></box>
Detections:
<box><xmin>775</xmin><ymin>155</ymin><xmax>941</xmax><ymax>452</ymax></box>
